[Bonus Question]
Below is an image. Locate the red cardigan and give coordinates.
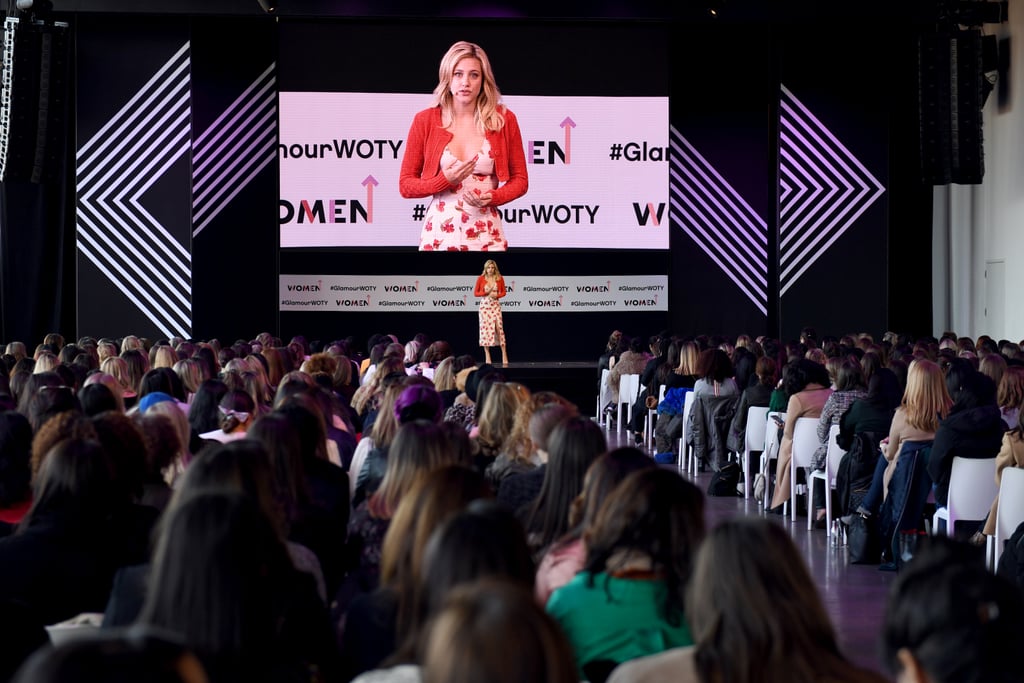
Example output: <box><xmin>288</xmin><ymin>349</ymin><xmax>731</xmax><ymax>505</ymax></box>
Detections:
<box><xmin>399</xmin><ymin>106</ymin><xmax>529</xmax><ymax>207</ymax></box>
<box><xmin>474</xmin><ymin>275</ymin><xmax>506</xmax><ymax>298</ymax></box>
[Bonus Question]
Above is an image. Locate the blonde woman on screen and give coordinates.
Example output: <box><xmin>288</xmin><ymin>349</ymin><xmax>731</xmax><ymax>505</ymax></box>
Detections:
<box><xmin>399</xmin><ymin>40</ymin><xmax>528</xmax><ymax>252</ymax></box>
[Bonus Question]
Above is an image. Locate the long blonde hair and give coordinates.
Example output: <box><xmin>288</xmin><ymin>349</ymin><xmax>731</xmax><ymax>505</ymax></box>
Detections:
<box><xmin>432</xmin><ymin>41</ymin><xmax>505</xmax><ymax>133</ymax></box>
<box><xmin>480</xmin><ymin>259</ymin><xmax>502</xmax><ymax>278</ymax></box>
<box><xmin>901</xmin><ymin>359</ymin><xmax>951</xmax><ymax>432</ymax></box>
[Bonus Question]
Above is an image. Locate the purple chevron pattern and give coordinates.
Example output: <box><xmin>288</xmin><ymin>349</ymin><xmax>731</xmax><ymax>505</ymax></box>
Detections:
<box><xmin>76</xmin><ymin>42</ymin><xmax>192</xmax><ymax>337</ymax></box>
<box><xmin>192</xmin><ymin>63</ymin><xmax>277</xmax><ymax>237</ymax></box>
<box><xmin>778</xmin><ymin>84</ymin><xmax>885</xmax><ymax>295</ymax></box>
<box><xmin>669</xmin><ymin>125</ymin><xmax>769</xmax><ymax>315</ymax></box>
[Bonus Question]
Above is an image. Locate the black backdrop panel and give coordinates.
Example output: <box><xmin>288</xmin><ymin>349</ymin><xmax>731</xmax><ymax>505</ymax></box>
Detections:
<box><xmin>189</xmin><ymin>18</ymin><xmax>278</xmax><ymax>344</ymax></box>
<box><xmin>75</xmin><ymin>17</ymin><xmax>192</xmax><ymax>340</ymax></box>
<box><xmin>777</xmin><ymin>27</ymin><xmax>891</xmax><ymax>342</ymax></box>
<box><xmin>668</xmin><ymin>23</ymin><xmax>774</xmax><ymax>340</ymax></box>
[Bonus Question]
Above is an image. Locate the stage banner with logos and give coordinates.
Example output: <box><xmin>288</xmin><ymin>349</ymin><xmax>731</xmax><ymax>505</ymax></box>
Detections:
<box><xmin>280</xmin><ymin>275</ymin><xmax>667</xmax><ymax>313</ymax></box>
<box><xmin>278</xmin><ymin>93</ymin><xmax>668</xmax><ymax>250</ymax></box>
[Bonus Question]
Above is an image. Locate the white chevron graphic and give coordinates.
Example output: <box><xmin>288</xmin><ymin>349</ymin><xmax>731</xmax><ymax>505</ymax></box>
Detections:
<box><xmin>192</xmin><ymin>63</ymin><xmax>277</xmax><ymax>237</ymax></box>
<box><xmin>669</xmin><ymin>125</ymin><xmax>768</xmax><ymax>315</ymax></box>
<box><xmin>779</xmin><ymin>84</ymin><xmax>885</xmax><ymax>295</ymax></box>
<box><xmin>76</xmin><ymin>42</ymin><xmax>192</xmax><ymax>337</ymax></box>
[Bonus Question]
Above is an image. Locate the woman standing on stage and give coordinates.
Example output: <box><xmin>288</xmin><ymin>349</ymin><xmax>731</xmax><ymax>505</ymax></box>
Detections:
<box><xmin>475</xmin><ymin>259</ymin><xmax>507</xmax><ymax>365</ymax></box>
<box><xmin>399</xmin><ymin>40</ymin><xmax>528</xmax><ymax>252</ymax></box>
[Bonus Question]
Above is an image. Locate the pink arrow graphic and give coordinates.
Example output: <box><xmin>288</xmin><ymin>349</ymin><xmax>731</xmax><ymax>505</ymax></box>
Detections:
<box><xmin>560</xmin><ymin>117</ymin><xmax>576</xmax><ymax>165</ymax></box>
<box><xmin>362</xmin><ymin>175</ymin><xmax>379</xmax><ymax>223</ymax></box>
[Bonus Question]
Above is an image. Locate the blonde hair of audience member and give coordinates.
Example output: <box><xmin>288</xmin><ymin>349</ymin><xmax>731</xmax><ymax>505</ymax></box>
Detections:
<box><xmin>352</xmin><ymin>356</ymin><xmax>405</xmax><ymax>417</ymax></box>
<box><xmin>120</xmin><ymin>349</ymin><xmax>151</xmax><ymax>395</ymax></box>
<box><xmin>676</xmin><ymin>341</ymin><xmax>700</xmax><ymax>376</ymax></box>
<box><xmin>505</xmin><ymin>391</ymin><xmax>568</xmax><ymax>463</ymax></box>
<box><xmin>245</xmin><ymin>353</ymin><xmax>271</xmax><ymax>388</ymax></box>
<box><xmin>152</xmin><ymin>345</ymin><xmax>178</xmax><ymax>370</ymax></box>
<box><xmin>369</xmin><ymin>420</ymin><xmax>458</xmax><ymax>520</ymax></box>
<box><xmin>32</xmin><ymin>352</ymin><xmax>58</xmax><ymax>375</ymax></box>
<box><xmin>675</xmin><ymin>518</ymin><xmax>885</xmax><ymax>683</ymax></box>
<box><xmin>421</xmin><ymin>581</ymin><xmax>578</xmax><ymax>683</ymax></box>
<box><xmin>980</xmin><ymin>352</ymin><xmax>1007</xmax><ymax>388</ymax></box>
<box><xmin>805</xmin><ymin>347</ymin><xmax>827</xmax><ymax>366</ymax></box>
<box><xmin>433</xmin><ymin>357</ymin><xmax>457</xmax><ymax>392</ymax></box>
<box><xmin>173</xmin><ymin>358</ymin><xmax>208</xmax><ymax>398</ymax></box>
<box><xmin>100</xmin><ymin>356</ymin><xmax>135</xmax><ymax>396</ymax></box>
<box><xmin>5</xmin><ymin>341</ymin><xmax>26</xmax><ymax>361</ymax></box>
<box><xmin>824</xmin><ymin>355</ymin><xmax>843</xmax><ymax>388</ymax></box>
<box><xmin>997</xmin><ymin>366</ymin><xmax>1024</xmax><ymax>412</ymax></box>
<box><xmin>477</xmin><ymin>382</ymin><xmax>530</xmax><ymax>459</ymax></box>
<box><xmin>260</xmin><ymin>347</ymin><xmax>290</xmax><ymax>388</ymax></box>
<box><xmin>380</xmin><ymin>465</ymin><xmax>493</xmax><ymax>642</ymax></box>
<box><xmin>222</xmin><ymin>358</ymin><xmax>248</xmax><ymax>376</ymax></box>
<box><xmin>735</xmin><ymin>334</ymin><xmax>752</xmax><ymax>350</ymax></box>
<box><xmin>241</xmin><ymin>370</ymin><xmax>271</xmax><ymax>411</ymax></box>
<box><xmin>403</xmin><ymin>341</ymin><xmax>421</xmax><ymax>365</ymax></box>
<box><xmin>902</xmin><ymin>359</ymin><xmax>952</xmax><ymax>432</ymax></box>
<box><xmin>333</xmin><ymin>354</ymin><xmax>354</xmax><ymax>389</ymax></box>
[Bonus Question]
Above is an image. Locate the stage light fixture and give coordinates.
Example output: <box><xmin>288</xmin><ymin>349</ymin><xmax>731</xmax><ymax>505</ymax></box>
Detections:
<box><xmin>257</xmin><ymin>0</ymin><xmax>277</xmax><ymax>14</ymax></box>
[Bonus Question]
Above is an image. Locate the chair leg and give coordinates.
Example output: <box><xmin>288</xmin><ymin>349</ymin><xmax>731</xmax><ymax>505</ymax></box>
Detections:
<box><xmin>791</xmin><ymin>459</ymin><xmax>797</xmax><ymax>524</ymax></box>
<box><xmin>807</xmin><ymin>476</ymin><xmax>814</xmax><ymax>531</ymax></box>
<box><xmin>825</xmin><ymin>481</ymin><xmax>833</xmax><ymax>538</ymax></box>
<box><xmin>743</xmin><ymin>449</ymin><xmax>751</xmax><ymax>499</ymax></box>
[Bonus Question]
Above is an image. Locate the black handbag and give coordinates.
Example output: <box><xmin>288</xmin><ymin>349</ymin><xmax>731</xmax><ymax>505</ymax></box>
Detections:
<box><xmin>846</xmin><ymin>515</ymin><xmax>881</xmax><ymax>565</ymax></box>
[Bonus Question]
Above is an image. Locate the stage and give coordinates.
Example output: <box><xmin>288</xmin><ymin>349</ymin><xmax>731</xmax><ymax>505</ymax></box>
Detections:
<box><xmin>486</xmin><ymin>361</ymin><xmax>599</xmax><ymax>417</ymax></box>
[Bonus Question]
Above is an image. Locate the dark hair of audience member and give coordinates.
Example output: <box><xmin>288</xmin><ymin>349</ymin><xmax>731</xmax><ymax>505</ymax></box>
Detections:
<box><xmin>274</xmin><ymin>397</ymin><xmax>330</xmax><ymax>463</ymax></box>
<box><xmin>835</xmin><ymin>357</ymin><xmax>867</xmax><ymax>392</ymax></box>
<box><xmin>18</xmin><ymin>439</ymin><xmax>114</xmax><ymax>534</ymax></box>
<box><xmin>420</xmin><ymin>580</ymin><xmax>577</xmax><ymax>683</ymax></box>
<box><xmin>12</xmin><ymin>629</ymin><xmax>210</xmax><ymax>683</ymax></box>
<box><xmin>187</xmin><ymin>379</ymin><xmax>229</xmax><ymax>436</ymax></box>
<box><xmin>78</xmin><ymin>382</ymin><xmax>119</xmax><ymax>417</ymax></box>
<box><xmin>882</xmin><ymin>537</ymin><xmax>1024</xmax><ymax>683</ymax></box>
<box><xmin>687</xmin><ymin>518</ymin><xmax>877</xmax><ymax>683</ymax></box>
<box><xmin>383</xmin><ymin>466</ymin><xmax>493</xmax><ymax>647</ymax></box>
<box><xmin>864</xmin><ymin>367</ymin><xmax>903</xmax><ymax>414</ymax></box>
<box><xmin>0</xmin><ymin>411</ymin><xmax>33</xmax><ymax>509</ymax></box>
<box><xmin>583</xmin><ymin>468</ymin><xmax>704</xmax><ymax>628</ymax></box>
<box><xmin>369</xmin><ymin>420</ymin><xmax>455</xmax><ymax>520</ymax></box>
<box><xmin>216</xmin><ymin>391</ymin><xmax>255</xmax><ymax>434</ymax></box>
<box><xmin>525</xmin><ymin>416</ymin><xmax>607</xmax><ymax>555</ymax></box>
<box><xmin>696</xmin><ymin>348</ymin><xmax>734</xmax><ymax>383</ymax></box>
<box><xmin>754</xmin><ymin>356</ymin><xmax>777</xmax><ymax>387</ymax></box>
<box><xmin>91</xmin><ymin>411</ymin><xmax>149</xmax><ymax>504</ymax></box>
<box><xmin>133</xmin><ymin>412</ymin><xmax>182</xmax><ymax>512</ymax></box>
<box><xmin>138</xmin><ymin>492</ymin><xmax>323</xmax><ymax>681</ymax></box>
<box><xmin>783</xmin><ymin>358</ymin><xmax>831</xmax><ymax>397</ymax></box>
<box><xmin>9</xmin><ymin>370</ymin><xmax>31</xmax><ymax>407</ymax></box>
<box><xmin>120</xmin><ymin>349</ymin><xmax>150</xmax><ymax>396</ymax></box>
<box><xmin>566</xmin><ymin>447</ymin><xmax>656</xmax><ymax>541</ymax></box>
<box><xmin>25</xmin><ymin>384</ymin><xmax>81</xmax><ymax>435</ymax></box>
<box><xmin>247</xmin><ymin>412</ymin><xmax>311</xmax><ymax>527</ymax></box>
<box><xmin>17</xmin><ymin>371</ymin><xmax>64</xmax><ymax>419</ymax></box>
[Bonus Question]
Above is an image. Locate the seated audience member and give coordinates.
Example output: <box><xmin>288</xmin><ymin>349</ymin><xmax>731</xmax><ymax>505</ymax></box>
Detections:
<box><xmin>608</xmin><ymin>518</ymin><xmax>886</xmax><ymax>683</ymax></box>
<box><xmin>12</xmin><ymin>628</ymin><xmax>209</xmax><ymax>683</ymax></box>
<box><xmin>496</xmin><ymin>402</ymin><xmax>574</xmax><ymax>512</ymax></box>
<box><xmin>340</xmin><ymin>466</ymin><xmax>491</xmax><ymax>679</ymax></box>
<box><xmin>984</xmin><ymin>407</ymin><xmax>1024</xmax><ymax>540</ymax></box>
<box><xmin>138</xmin><ymin>491</ymin><xmax>336</xmax><ymax>683</ymax></box>
<box><xmin>0</xmin><ymin>440</ymin><xmax>134</xmax><ymax>625</ymax></box>
<box><xmin>546</xmin><ymin>468</ymin><xmax>704</xmax><ymax>681</ymax></box>
<box><xmin>604</xmin><ymin>337</ymin><xmax>650</xmax><ymax>422</ymax></box>
<box><xmin>521</xmin><ymin>416</ymin><xmax>606</xmax><ymax>557</ymax></box>
<box><xmin>882</xmin><ymin>537</ymin><xmax>1024</xmax><ymax>683</ymax></box>
<box><xmin>770</xmin><ymin>358</ymin><xmax>833</xmax><ymax>511</ymax></box>
<box><xmin>421</xmin><ymin>581</ymin><xmax>578</xmax><ymax>683</ymax></box>
<box><xmin>535</xmin><ymin>447</ymin><xmax>655</xmax><ymax>606</ymax></box>
<box><xmin>727</xmin><ymin>356</ymin><xmax>775</xmax><ymax>452</ymax></box>
<box><xmin>997</xmin><ymin>365</ymin><xmax>1024</xmax><ymax>430</ymax></box>
<box><xmin>351</xmin><ymin>500</ymin><xmax>535</xmax><ymax>683</ymax></box>
<box><xmin>692</xmin><ymin>348</ymin><xmax>739</xmax><ymax>398</ymax></box>
<box><xmin>0</xmin><ymin>411</ymin><xmax>33</xmax><ymax>528</ymax></box>
<box><xmin>198</xmin><ymin>390</ymin><xmax>256</xmax><ymax>443</ymax></box>
<box><xmin>927</xmin><ymin>369</ymin><xmax>1005</xmax><ymax>515</ymax></box>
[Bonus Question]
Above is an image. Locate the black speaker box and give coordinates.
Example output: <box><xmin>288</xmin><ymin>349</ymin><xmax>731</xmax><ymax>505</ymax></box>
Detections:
<box><xmin>918</xmin><ymin>30</ymin><xmax>985</xmax><ymax>185</ymax></box>
<box><xmin>0</xmin><ymin>17</ymin><xmax>71</xmax><ymax>184</ymax></box>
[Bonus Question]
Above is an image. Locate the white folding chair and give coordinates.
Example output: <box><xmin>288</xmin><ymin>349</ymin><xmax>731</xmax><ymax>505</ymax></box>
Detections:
<box><xmin>760</xmin><ymin>411</ymin><xmax>786</xmax><ymax>510</ymax></box>
<box><xmin>789</xmin><ymin>417</ymin><xmax>819</xmax><ymax>525</ymax></box>
<box><xmin>597</xmin><ymin>368</ymin><xmax>611</xmax><ymax>422</ymax></box>
<box><xmin>742</xmin><ymin>406</ymin><xmax>769</xmax><ymax>499</ymax></box>
<box><xmin>932</xmin><ymin>457</ymin><xmax>997</xmax><ymax>537</ymax></box>
<box><xmin>677</xmin><ymin>390</ymin><xmax>697</xmax><ymax>474</ymax></box>
<box><xmin>614</xmin><ymin>373</ymin><xmax>641</xmax><ymax>435</ymax></box>
<box><xmin>809</xmin><ymin>424</ymin><xmax>846</xmax><ymax>536</ymax></box>
<box><xmin>643</xmin><ymin>384</ymin><xmax>667</xmax><ymax>450</ymax></box>
<box><xmin>988</xmin><ymin>467</ymin><xmax>1024</xmax><ymax>569</ymax></box>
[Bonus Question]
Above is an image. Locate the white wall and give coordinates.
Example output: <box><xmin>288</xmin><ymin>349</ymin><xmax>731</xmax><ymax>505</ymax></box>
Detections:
<box><xmin>942</xmin><ymin>8</ymin><xmax>1024</xmax><ymax>342</ymax></box>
